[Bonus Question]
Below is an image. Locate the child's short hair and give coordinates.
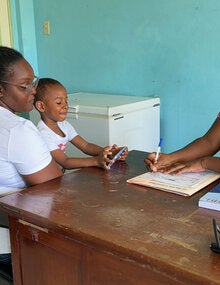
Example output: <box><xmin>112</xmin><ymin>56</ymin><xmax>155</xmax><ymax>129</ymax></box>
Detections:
<box><xmin>34</xmin><ymin>78</ymin><xmax>64</xmax><ymax>106</ymax></box>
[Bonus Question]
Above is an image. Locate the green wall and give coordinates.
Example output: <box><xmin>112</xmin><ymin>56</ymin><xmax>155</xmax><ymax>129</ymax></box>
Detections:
<box><xmin>13</xmin><ymin>0</ymin><xmax>220</xmax><ymax>153</ymax></box>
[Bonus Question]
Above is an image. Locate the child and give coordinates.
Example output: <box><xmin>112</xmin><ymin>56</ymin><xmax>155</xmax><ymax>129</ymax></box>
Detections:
<box><xmin>34</xmin><ymin>78</ymin><xmax>128</xmax><ymax>171</ymax></box>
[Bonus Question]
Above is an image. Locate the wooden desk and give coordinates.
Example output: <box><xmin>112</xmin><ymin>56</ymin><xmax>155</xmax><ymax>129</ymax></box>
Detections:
<box><xmin>0</xmin><ymin>150</ymin><xmax>220</xmax><ymax>285</ymax></box>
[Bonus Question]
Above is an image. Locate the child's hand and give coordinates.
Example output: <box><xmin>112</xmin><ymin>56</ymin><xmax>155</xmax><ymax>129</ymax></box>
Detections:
<box><xmin>110</xmin><ymin>145</ymin><xmax>128</xmax><ymax>161</ymax></box>
<box><xmin>96</xmin><ymin>146</ymin><xmax>113</xmax><ymax>170</ymax></box>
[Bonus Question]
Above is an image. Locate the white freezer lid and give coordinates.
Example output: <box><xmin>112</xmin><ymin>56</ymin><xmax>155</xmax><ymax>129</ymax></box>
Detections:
<box><xmin>67</xmin><ymin>92</ymin><xmax>160</xmax><ymax>116</ymax></box>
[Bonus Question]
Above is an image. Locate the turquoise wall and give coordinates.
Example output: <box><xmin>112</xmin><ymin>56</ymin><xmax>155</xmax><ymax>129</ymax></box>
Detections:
<box><xmin>10</xmin><ymin>0</ymin><xmax>38</xmax><ymax>73</ymax></box>
<box><xmin>10</xmin><ymin>0</ymin><xmax>38</xmax><ymax>119</ymax></box>
<box><xmin>13</xmin><ymin>1</ymin><xmax>220</xmax><ymax>153</ymax></box>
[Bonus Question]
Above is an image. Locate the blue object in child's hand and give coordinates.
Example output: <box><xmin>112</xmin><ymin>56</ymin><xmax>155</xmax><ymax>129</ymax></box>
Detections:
<box><xmin>108</xmin><ymin>146</ymin><xmax>127</xmax><ymax>167</ymax></box>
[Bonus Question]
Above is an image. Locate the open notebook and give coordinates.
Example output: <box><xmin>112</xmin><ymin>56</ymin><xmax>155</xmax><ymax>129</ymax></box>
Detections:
<box><xmin>127</xmin><ymin>171</ymin><xmax>220</xmax><ymax>197</ymax></box>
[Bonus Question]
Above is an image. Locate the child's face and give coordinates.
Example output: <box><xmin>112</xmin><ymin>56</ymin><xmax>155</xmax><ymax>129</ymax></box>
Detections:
<box><xmin>42</xmin><ymin>84</ymin><xmax>68</xmax><ymax>122</ymax></box>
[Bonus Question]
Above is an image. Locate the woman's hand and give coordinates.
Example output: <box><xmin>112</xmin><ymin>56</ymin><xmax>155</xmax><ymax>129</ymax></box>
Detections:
<box><xmin>163</xmin><ymin>158</ymin><xmax>206</xmax><ymax>175</ymax></box>
<box><xmin>144</xmin><ymin>152</ymin><xmax>174</xmax><ymax>172</ymax></box>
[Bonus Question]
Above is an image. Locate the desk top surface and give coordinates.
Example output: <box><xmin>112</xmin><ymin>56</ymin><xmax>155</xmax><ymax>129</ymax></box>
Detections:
<box><xmin>0</xmin><ymin>150</ymin><xmax>220</xmax><ymax>284</ymax></box>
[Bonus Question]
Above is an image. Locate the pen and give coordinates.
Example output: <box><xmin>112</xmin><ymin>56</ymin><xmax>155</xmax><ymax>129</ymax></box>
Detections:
<box><xmin>155</xmin><ymin>138</ymin><xmax>163</xmax><ymax>162</ymax></box>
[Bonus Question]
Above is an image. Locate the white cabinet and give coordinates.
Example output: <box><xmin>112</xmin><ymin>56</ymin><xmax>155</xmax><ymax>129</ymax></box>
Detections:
<box><xmin>66</xmin><ymin>93</ymin><xmax>160</xmax><ymax>157</ymax></box>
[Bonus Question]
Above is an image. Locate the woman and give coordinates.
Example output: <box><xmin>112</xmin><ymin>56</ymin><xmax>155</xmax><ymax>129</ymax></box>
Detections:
<box><xmin>145</xmin><ymin>113</ymin><xmax>220</xmax><ymax>174</ymax></box>
<box><xmin>0</xmin><ymin>46</ymin><xmax>62</xmax><ymax>276</ymax></box>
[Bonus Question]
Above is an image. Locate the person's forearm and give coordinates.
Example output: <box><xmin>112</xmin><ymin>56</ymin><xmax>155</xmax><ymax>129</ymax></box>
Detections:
<box><xmin>201</xmin><ymin>156</ymin><xmax>220</xmax><ymax>173</ymax></box>
<box><xmin>83</xmin><ymin>143</ymin><xmax>104</xmax><ymax>156</ymax></box>
<box><xmin>169</xmin><ymin>137</ymin><xmax>217</xmax><ymax>163</ymax></box>
<box><xmin>61</xmin><ymin>156</ymin><xmax>100</xmax><ymax>169</ymax></box>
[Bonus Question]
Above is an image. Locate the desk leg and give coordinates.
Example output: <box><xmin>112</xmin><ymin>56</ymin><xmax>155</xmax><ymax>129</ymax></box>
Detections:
<box><xmin>9</xmin><ymin>218</ymin><xmax>22</xmax><ymax>285</ymax></box>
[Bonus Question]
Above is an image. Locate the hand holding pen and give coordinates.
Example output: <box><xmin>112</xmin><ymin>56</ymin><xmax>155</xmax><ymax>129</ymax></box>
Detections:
<box><xmin>145</xmin><ymin>139</ymin><xmax>179</xmax><ymax>173</ymax></box>
<box><xmin>144</xmin><ymin>138</ymin><xmax>164</xmax><ymax>172</ymax></box>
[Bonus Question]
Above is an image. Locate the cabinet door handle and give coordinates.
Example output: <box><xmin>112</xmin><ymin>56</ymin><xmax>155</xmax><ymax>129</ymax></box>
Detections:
<box><xmin>19</xmin><ymin>219</ymin><xmax>48</xmax><ymax>233</ymax></box>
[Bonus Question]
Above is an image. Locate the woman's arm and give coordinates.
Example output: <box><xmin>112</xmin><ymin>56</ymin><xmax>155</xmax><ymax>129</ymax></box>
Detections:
<box><xmin>145</xmin><ymin>116</ymin><xmax>220</xmax><ymax>172</ymax></box>
<box><xmin>22</xmin><ymin>159</ymin><xmax>63</xmax><ymax>186</ymax></box>
<box><xmin>169</xmin><ymin>116</ymin><xmax>220</xmax><ymax>163</ymax></box>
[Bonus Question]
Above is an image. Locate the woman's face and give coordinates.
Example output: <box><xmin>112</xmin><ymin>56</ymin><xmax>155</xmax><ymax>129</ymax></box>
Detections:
<box><xmin>0</xmin><ymin>58</ymin><xmax>36</xmax><ymax>113</ymax></box>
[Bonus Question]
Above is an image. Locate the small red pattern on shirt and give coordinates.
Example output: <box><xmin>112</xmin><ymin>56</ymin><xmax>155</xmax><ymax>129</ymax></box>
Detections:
<box><xmin>58</xmin><ymin>143</ymin><xmax>66</xmax><ymax>152</ymax></box>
